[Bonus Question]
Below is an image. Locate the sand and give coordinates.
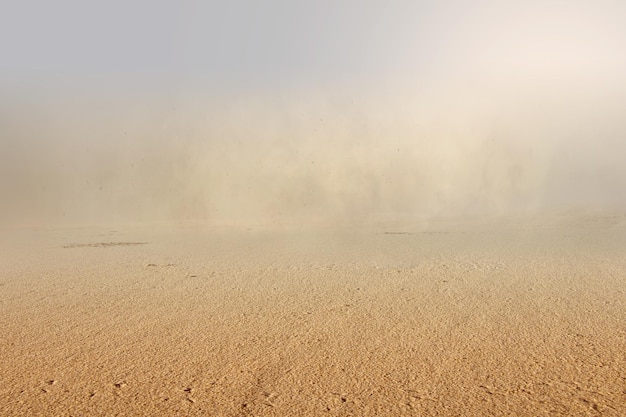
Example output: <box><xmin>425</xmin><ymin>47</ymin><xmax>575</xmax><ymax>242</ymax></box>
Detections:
<box><xmin>1</xmin><ymin>214</ymin><xmax>625</xmax><ymax>416</ymax></box>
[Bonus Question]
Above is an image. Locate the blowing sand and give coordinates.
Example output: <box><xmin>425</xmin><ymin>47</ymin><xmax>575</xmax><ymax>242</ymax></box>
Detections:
<box><xmin>1</xmin><ymin>214</ymin><xmax>625</xmax><ymax>416</ymax></box>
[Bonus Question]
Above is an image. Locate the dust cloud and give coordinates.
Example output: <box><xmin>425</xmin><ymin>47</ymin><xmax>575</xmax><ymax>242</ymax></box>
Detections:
<box><xmin>2</xmin><ymin>82</ymin><xmax>626</xmax><ymax>228</ymax></box>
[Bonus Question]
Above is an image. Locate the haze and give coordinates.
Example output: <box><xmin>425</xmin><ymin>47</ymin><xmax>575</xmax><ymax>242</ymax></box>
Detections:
<box><xmin>2</xmin><ymin>0</ymin><xmax>626</xmax><ymax>226</ymax></box>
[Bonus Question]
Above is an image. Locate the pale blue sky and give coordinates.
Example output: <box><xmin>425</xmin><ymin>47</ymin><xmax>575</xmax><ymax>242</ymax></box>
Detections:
<box><xmin>3</xmin><ymin>1</ymin><xmax>624</xmax><ymax>93</ymax></box>
<box><xmin>2</xmin><ymin>1</ymin><xmax>428</xmax><ymax>90</ymax></box>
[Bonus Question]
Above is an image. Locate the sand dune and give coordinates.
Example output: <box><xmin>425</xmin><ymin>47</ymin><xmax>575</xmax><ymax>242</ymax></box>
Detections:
<box><xmin>1</xmin><ymin>214</ymin><xmax>625</xmax><ymax>416</ymax></box>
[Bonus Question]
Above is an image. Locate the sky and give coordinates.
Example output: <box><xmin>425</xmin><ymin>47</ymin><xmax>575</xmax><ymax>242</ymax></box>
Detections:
<box><xmin>2</xmin><ymin>1</ymin><xmax>626</xmax><ymax>225</ymax></box>
<box><xmin>3</xmin><ymin>1</ymin><xmax>625</xmax><ymax>91</ymax></box>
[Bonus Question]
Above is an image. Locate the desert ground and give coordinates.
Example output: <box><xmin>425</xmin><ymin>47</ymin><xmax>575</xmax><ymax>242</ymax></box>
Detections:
<box><xmin>1</xmin><ymin>213</ymin><xmax>625</xmax><ymax>416</ymax></box>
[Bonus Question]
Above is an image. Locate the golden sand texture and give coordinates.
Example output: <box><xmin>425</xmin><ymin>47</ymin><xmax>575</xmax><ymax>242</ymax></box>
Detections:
<box><xmin>1</xmin><ymin>216</ymin><xmax>625</xmax><ymax>416</ymax></box>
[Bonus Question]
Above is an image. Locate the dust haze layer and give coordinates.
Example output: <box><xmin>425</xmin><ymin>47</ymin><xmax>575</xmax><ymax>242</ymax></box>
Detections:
<box><xmin>2</xmin><ymin>0</ymin><xmax>626</xmax><ymax>227</ymax></box>
<box><xmin>2</xmin><ymin>83</ymin><xmax>626</xmax><ymax>227</ymax></box>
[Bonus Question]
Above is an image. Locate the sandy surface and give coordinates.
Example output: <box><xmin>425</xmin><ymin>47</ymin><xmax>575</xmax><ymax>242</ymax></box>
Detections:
<box><xmin>1</xmin><ymin>215</ymin><xmax>625</xmax><ymax>416</ymax></box>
